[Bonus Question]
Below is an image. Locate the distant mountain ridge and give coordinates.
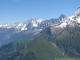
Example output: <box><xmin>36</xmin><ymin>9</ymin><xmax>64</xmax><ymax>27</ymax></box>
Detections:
<box><xmin>53</xmin><ymin>7</ymin><xmax>80</xmax><ymax>28</ymax></box>
<box><xmin>0</xmin><ymin>15</ymin><xmax>65</xmax><ymax>31</ymax></box>
<box><xmin>1</xmin><ymin>7</ymin><xmax>80</xmax><ymax>31</ymax></box>
<box><xmin>0</xmin><ymin>15</ymin><xmax>65</xmax><ymax>46</ymax></box>
<box><xmin>0</xmin><ymin>7</ymin><xmax>80</xmax><ymax>46</ymax></box>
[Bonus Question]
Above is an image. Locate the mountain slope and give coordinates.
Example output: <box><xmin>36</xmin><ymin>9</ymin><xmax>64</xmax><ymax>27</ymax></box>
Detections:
<box><xmin>54</xmin><ymin>25</ymin><xmax>80</xmax><ymax>57</ymax></box>
<box><xmin>8</xmin><ymin>38</ymin><xmax>64</xmax><ymax>60</ymax></box>
<box><xmin>30</xmin><ymin>7</ymin><xmax>80</xmax><ymax>58</ymax></box>
<box><xmin>38</xmin><ymin>25</ymin><xmax>64</xmax><ymax>42</ymax></box>
<box><xmin>38</xmin><ymin>23</ymin><xmax>80</xmax><ymax>58</ymax></box>
<box><xmin>0</xmin><ymin>39</ymin><xmax>30</xmax><ymax>60</ymax></box>
<box><xmin>54</xmin><ymin>58</ymin><xmax>80</xmax><ymax>60</ymax></box>
<box><xmin>0</xmin><ymin>29</ymin><xmax>40</xmax><ymax>46</ymax></box>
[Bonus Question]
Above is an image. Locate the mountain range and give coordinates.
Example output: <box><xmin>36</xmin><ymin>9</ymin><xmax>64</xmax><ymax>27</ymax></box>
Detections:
<box><xmin>0</xmin><ymin>14</ymin><xmax>66</xmax><ymax>46</ymax></box>
<box><xmin>0</xmin><ymin>7</ymin><xmax>80</xmax><ymax>60</ymax></box>
<box><xmin>38</xmin><ymin>7</ymin><xmax>80</xmax><ymax>58</ymax></box>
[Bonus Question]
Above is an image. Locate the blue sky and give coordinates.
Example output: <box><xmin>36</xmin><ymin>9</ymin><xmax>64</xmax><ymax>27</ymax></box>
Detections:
<box><xmin>0</xmin><ymin>0</ymin><xmax>80</xmax><ymax>24</ymax></box>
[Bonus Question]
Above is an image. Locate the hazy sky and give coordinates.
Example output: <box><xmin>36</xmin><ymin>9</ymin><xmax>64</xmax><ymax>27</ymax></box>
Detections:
<box><xmin>0</xmin><ymin>0</ymin><xmax>80</xmax><ymax>23</ymax></box>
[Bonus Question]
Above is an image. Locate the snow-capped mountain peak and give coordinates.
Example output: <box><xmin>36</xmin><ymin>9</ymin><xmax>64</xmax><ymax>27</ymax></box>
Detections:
<box><xmin>68</xmin><ymin>7</ymin><xmax>80</xmax><ymax>23</ymax></box>
<box><xmin>59</xmin><ymin>14</ymin><xmax>66</xmax><ymax>21</ymax></box>
<box><xmin>31</xmin><ymin>17</ymin><xmax>36</xmax><ymax>20</ymax></box>
<box><xmin>29</xmin><ymin>17</ymin><xmax>43</xmax><ymax>23</ymax></box>
<box><xmin>73</xmin><ymin>7</ymin><xmax>80</xmax><ymax>16</ymax></box>
<box><xmin>27</xmin><ymin>17</ymin><xmax>43</xmax><ymax>27</ymax></box>
<box><xmin>54</xmin><ymin>7</ymin><xmax>80</xmax><ymax>28</ymax></box>
<box><xmin>0</xmin><ymin>22</ymin><xmax>27</xmax><ymax>31</ymax></box>
<box><xmin>37</xmin><ymin>19</ymin><xmax>43</xmax><ymax>23</ymax></box>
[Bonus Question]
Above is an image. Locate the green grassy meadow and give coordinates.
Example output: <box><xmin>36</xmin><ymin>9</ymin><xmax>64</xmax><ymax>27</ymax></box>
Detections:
<box><xmin>54</xmin><ymin>58</ymin><xmax>80</xmax><ymax>60</ymax></box>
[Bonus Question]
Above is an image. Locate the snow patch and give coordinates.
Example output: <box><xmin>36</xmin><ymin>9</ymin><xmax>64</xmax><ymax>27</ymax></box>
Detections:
<box><xmin>32</xmin><ymin>23</ymin><xmax>38</xmax><ymax>27</ymax></box>
<box><xmin>59</xmin><ymin>22</ymin><xmax>67</xmax><ymax>28</ymax></box>
<box><xmin>37</xmin><ymin>19</ymin><xmax>43</xmax><ymax>23</ymax></box>
<box><xmin>68</xmin><ymin>16</ymin><xmax>74</xmax><ymax>21</ymax></box>
<box><xmin>76</xmin><ymin>17</ymin><xmax>80</xmax><ymax>23</ymax></box>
